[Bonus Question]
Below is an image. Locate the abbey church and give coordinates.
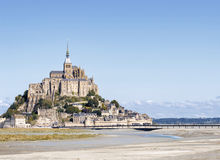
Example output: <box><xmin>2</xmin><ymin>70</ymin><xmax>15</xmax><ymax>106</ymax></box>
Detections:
<box><xmin>27</xmin><ymin>45</ymin><xmax>98</xmax><ymax>112</ymax></box>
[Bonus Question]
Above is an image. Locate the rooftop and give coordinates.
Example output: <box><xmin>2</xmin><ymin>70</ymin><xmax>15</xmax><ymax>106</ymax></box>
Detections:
<box><xmin>50</xmin><ymin>71</ymin><xmax>64</xmax><ymax>74</ymax></box>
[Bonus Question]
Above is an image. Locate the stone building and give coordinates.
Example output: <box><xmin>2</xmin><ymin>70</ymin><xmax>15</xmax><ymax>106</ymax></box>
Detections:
<box><xmin>0</xmin><ymin>118</ymin><xmax>6</xmax><ymax>128</ymax></box>
<box><xmin>35</xmin><ymin>108</ymin><xmax>59</xmax><ymax>127</ymax></box>
<box><xmin>101</xmin><ymin>103</ymin><xmax>120</xmax><ymax>116</ymax></box>
<box><xmin>72</xmin><ymin>113</ymin><xmax>97</xmax><ymax>124</ymax></box>
<box><xmin>6</xmin><ymin>114</ymin><xmax>31</xmax><ymax>128</ymax></box>
<box><xmin>27</xmin><ymin>44</ymin><xmax>98</xmax><ymax>112</ymax></box>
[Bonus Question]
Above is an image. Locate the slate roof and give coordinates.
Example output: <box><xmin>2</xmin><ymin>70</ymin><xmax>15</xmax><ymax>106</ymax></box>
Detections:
<box><xmin>62</xmin><ymin>78</ymin><xmax>87</xmax><ymax>81</ymax></box>
<box><xmin>50</xmin><ymin>71</ymin><xmax>64</xmax><ymax>74</ymax></box>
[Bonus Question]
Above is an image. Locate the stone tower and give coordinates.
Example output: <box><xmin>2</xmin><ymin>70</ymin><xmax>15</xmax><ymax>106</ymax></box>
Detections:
<box><xmin>64</xmin><ymin>43</ymin><xmax>73</xmax><ymax>79</ymax></box>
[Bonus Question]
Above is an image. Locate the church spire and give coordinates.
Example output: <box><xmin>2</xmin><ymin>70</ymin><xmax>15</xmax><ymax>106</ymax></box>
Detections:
<box><xmin>66</xmin><ymin>42</ymin><xmax>70</xmax><ymax>58</ymax></box>
<box><xmin>64</xmin><ymin>42</ymin><xmax>71</xmax><ymax>63</ymax></box>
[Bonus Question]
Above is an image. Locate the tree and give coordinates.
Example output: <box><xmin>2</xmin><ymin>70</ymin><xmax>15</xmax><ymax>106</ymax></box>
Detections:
<box><xmin>63</xmin><ymin>103</ymin><xmax>69</xmax><ymax>109</ymax></box>
<box><xmin>15</xmin><ymin>90</ymin><xmax>28</xmax><ymax>105</ymax></box>
<box><xmin>87</xmin><ymin>90</ymin><xmax>96</xmax><ymax>97</ymax></box>
<box><xmin>37</xmin><ymin>99</ymin><xmax>52</xmax><ymax>109</ymax></box>
<box><xmin>92</xmin><ymin>110</ymin><xmax>101</xmax><ymax>116</ymax></box>
<box><xmin>66</xmin><ymin>106</ymin><xmax>80</xmax><ymax>114</ymax></box>
<box><xmin>82</xmin><ymin>107</ymin><xmax>92</xmax><ymax>113</ymax></box>
<box><xmin>2</xmin><ymin>109</ymin><xmax>13</xmax><ymax>118</ymax></box>
<box><xmin>9</xmin><ymin>103</ymin><xmax>19</xmax><ymax>110</ymax></box>
<box><xmin>57</xmin><ymin>107</ymin><xmax>64</xmax><ymax>112</ymax></box>
<box><xmin>33</xmin><ymin>99</ymin><xmax>53</xmax><ymax>114</ymax></box>
<box><xmin>101</xmin><ymin>104</ymin><xmax>107</xmax><ymax>110</ymax></box>
<box><xmin>27</xmin><ymin>113</ymin><xmax>38</xmax><ymax>125</ymax></box>
<box><xmin>95</xmin><ymin>95</ymin><xmax>105</xmax><ymax>102</ymax></box>
<box><xmin>22</xmin><ymin>90</ymin><xmax>28</xmax><ymax>101</ymax></box>
<box><xmin>111</xmin><ymin>100</ymin><xmax>120</xmax><ymax>108</ymax></box>
<box><xmin>15</xmin><ymin>95</ymin><xmax>22</xmax><ymax>103</ymax></box>
<box><xmin>2</xmin><ymin>108</ymin><xmax>20</xmax><ymax>118</ymax></box>
<box><xmin>86</xmin><ymin>98</ymin><xmax>99</xmax><ymax>108</ymax></box>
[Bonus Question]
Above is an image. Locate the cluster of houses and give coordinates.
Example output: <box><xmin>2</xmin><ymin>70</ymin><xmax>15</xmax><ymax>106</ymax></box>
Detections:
<box><xmin>65</xmin><ymin>100</ymin><xmax>152</xmax><ymax>127</ymax></box>
<box><xmin>0</xmin><ymin>115</ymin><xmax>31</xmax><ymax>128</ymax></box>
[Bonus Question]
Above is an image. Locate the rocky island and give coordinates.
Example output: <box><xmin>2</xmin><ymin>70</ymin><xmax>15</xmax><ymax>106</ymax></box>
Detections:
<box><xmin>0</xmin><ymin>45</ymin><xmax>152</xmax><ymax>128</ymax></box>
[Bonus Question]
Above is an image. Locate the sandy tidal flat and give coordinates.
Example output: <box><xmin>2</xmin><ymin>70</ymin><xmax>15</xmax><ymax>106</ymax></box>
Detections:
<box><xmin>1</xmin><ymin>128</ymin><xmax>220</xmax><ymax>160</ymax></box>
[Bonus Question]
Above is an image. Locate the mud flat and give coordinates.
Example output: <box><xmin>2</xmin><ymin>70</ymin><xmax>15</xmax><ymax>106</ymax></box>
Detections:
<box><xmin>0</xmin><ymin>128</ymin><xmax>220</xmax><ymax>160</ymax></box>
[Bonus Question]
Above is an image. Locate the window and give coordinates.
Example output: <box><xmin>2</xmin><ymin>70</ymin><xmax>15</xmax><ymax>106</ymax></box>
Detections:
<box><xmin>66</xmin><ymin>65</ymin><xmax>71</xmax><ymax>68</ymax></box>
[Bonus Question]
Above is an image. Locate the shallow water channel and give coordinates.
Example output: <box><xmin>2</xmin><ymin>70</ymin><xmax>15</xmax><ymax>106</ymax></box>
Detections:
<box><xmin>0</xmin><ymin>129</ymin><xmax>181</xmax><ymax>155</ymax></box>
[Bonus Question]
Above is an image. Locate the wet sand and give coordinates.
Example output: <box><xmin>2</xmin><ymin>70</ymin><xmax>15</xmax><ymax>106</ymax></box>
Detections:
<box><xmin>0</xmin><ymin>128</ymin><xmax>220</xmax><ymax>160</ymax></box>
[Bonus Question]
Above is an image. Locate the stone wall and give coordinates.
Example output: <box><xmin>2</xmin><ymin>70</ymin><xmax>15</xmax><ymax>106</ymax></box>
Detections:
<box><xmin>93</xmin><ymin>120</ymin><xmax>128</xmax><ymax>126</ymax></box>
<box><xmin>27</xmin><ymin>77</ymin><xmax>98</xmax><ymax>112</ymax></box>
<box><xmin>0</xmin><ymin>118</ymin><xmax>6</xmax><ymax>128</ymax></box>
<box><xmin>64</xmin><ymin>122</ymin><xmax>84</xmax><ymax>127</ymax></box>
<box><xmin>35</xmin><ymin>108</ymin><xmax>59</xmax><ymax>127</ymax></box>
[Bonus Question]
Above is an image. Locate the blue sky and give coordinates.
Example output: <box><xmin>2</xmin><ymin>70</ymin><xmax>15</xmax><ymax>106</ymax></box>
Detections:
<box><xmin>0</xmin><ymin>0</ymin><xmax>220</xmax><ymax>117</ymax></box>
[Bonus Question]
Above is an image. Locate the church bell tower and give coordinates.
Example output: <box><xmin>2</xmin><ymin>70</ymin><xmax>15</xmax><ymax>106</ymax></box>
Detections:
<box><xmin>64</xmin><ymin>43</ymin><xmax>73</xmax><ymax>79</ymax></box>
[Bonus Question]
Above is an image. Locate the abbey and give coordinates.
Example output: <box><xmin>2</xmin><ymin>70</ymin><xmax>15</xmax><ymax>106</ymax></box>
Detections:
<box><xmin>27</xmin><ymin>45</ymin><xmax>98</xmax><ymax>112</ymax></box>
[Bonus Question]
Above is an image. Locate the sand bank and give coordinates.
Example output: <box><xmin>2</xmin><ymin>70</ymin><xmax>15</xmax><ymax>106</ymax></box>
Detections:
<box><xmin>0</xmin><ymin>128</ymin><xmax>220</xmax><ymax>160</ymax></box>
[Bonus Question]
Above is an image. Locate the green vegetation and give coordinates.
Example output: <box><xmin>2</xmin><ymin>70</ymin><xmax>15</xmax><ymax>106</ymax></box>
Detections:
<box><xmin>82</xmin><ymin>107</ymin><xmax>92</xmax><ymax>113</ymax></box>
<box><xmin>2</xmin><ymin>90</ymin><xmax>28</xmax><ymax>118</ymax></box>
<box><xmin>0</xmin><ymin>128</ymin><xmax>96</xmax><ymax>141</ymax></box>
<box><xmin>92</xmin><ymin>110</ymin><xmax>101</xmax><ymax>116</ymax></box>
<box><xmin>0</xmin><ymin>134</ymin><xmax>97</xmax><ymax>141</ymax></box>
<box><xmin>57</xmin><ymin>107</ymin><xmax>64</xmax><ymax>113</ymax></box>
<box><xmin>101</xmin><ymin>103</ymin><xmax>107</xmax><ymax>110</ymax></box>
<box><xmin>66</xmin><ymin>106</ymin><xmax>80</xmax><ymax>114</ymax></box>
<box><xmin>32</xmin><ymin>98</ymin><xmax>53</xmax><ymax>114</ymax></box>
<box><xmin>111</xmin><ymin>100</ymin><xmax>120</xmax><ymax>108</ymax></box>
<box><xmin>87</xmin><ymin>89</ymin><xmax>96</xmax><ymax>96</ymax></box>
<box><xmin>0</xmin><ymin>128</ymin><xmax>85</xmax><ymax>133</ymax></box>
<box><xmin>15</xmin><ymin>90</ymin><xmax>28</xmax><ymax>104</ymax></box>
<box><xmin>55</xmin><ymin>90</ymin><xmax>60</xmax><ymax>97</ymax></box>
<box><xmin>85</xmin><ymin>98</ymin><xmax>99</xmax><ymax>108</ymax></box>
<box><xmin>95</xmin><ymin>95</ymin><xmax>105</xmax><ymax>102</ymax></box>
<box><xmin>54</xmin><ymin>95</ymin><xmax>87</xmax><ymax>107</ymax></box>
<box><xmin>2</xmin><ymin>108</ymin><xmax>19</xmax><ymax>118</ymax></box>
<box><xmin>27</xmin><ymin>113</ymin><xmax>38</xmax><ymax>125</ymax></box>
<box><xmin>36</xmin><ymin>99</ymin><xmax>52</xmax><ymax>109</ymax></box>
<box><xmin>59</xmin><ymin>96</ymin><xmax>85</xmax><ymax>103</ymax></box>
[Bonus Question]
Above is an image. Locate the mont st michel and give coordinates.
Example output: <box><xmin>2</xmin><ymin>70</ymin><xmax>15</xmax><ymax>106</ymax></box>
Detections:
<box><xmin>1</xmin><ymin>1</ymin><xmax>220</xmax><ymax>160</ymax></box>
<box><xmin>0</xmin><ymin>45</ymin><xmax>152</xmax><ymax>128</ymax></box>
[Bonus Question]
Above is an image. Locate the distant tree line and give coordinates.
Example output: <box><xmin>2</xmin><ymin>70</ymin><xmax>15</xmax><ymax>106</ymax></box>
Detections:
<box><xmin>154</xmin><ymin>118</ymin><xmax>220</xmax><ymax>124</ymax></box>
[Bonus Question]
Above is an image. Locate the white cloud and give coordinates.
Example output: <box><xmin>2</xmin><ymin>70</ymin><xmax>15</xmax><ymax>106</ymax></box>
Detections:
<box><xmin>145</xmin><ymin>100</ymin><xmax>153</xmax><ymax>104</ymax></box>
<box><xmin>122</xmin><ymin>98</ymin><xmax>220</xmax><ymax>118</ymax></box>
<box><xmin>0</xmin><ymin>99</ymin><xmax>10</xmax><ymax>115</ymax></box>
<box><xmin>0</xmin><ymin>101</ymin><xmax>10</xmax><ymax>108</ymax></box>
<box><xmin>134</xmin><ymin>100</ymin><xmax>142</xmax><ymax>105</ymax></box>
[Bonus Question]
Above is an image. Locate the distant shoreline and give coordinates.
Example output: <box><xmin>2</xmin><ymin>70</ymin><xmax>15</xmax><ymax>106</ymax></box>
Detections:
<box><xmin>154</xmin><ymin>117</ymin><xmax>220</xmax><ymax>124</ymax></box>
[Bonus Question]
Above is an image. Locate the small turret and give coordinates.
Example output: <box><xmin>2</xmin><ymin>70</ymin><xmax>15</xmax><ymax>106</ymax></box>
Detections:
<box><xmin>81</xmin><ymin>69</ymin><xmax>85</xmax><ymax>78</ymax></box>
<box><xmin>79</xmin><ymin>66</ymin><xmax>81</xmax><ymax>78</ymax></box>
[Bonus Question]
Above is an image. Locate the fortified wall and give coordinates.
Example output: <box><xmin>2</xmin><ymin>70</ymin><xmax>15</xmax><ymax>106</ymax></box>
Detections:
<box><xmin>34</xmin><ymin>108</ymin><xmax>59</xmax><ymax>127</ymax></box>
